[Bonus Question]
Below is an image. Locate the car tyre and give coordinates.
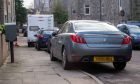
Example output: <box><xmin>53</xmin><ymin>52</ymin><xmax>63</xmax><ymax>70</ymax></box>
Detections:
<box><xmin>28</xmin><ymin>42</ymin><xmax>31</xmax><ymax>47</ymax></box>
<box><xmin>50</xmin><ymin>46</ymin><xmax>57</xmax><ymax>61</ymax></box>
<box><xmin>62</xmin><ymin>48</ymin><xmax>71</xmax><ymax>70</ymax></box>
<box><xmin>36</xmin><ymin>43</ymin><xmax>41</xmax><ymax>51</ymax></box>
<box><xmin>47</xmin><ymin>40</ymin><xmax>51</xmax><ymax>53</ymax></box>
<box><xmin>35</xmin><ymin>43</ymin><xmax>37</xmax><ymax>49</ymax></box>
<box><xmin>113</xmin><ymin>62</ymin><xmax>126</xmax><ymax>71</ymax></box>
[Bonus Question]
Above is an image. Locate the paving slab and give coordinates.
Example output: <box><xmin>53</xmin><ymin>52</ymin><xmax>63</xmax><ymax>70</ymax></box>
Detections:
<box><xmin>0</xmin><ymin>37</ymin><xmax>100</xmax><ymax>84</ymax></box>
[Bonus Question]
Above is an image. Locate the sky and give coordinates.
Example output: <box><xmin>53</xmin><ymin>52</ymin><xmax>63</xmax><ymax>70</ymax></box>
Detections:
<box><xmin>23</xmin><ymin>0</ymin><xmax>34</xmax><ymax>8</ymax></box>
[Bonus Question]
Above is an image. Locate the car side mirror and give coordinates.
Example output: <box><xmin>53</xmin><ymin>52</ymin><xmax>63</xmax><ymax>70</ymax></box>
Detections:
<box><xmin>123</xmin><ymin>29</ymin><xmax>130</xmax><ymax>35</ymax></box>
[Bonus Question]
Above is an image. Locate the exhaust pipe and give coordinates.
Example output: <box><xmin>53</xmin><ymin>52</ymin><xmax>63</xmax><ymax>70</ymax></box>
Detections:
<box><xmin>82</xmin><ymin>58</ymin><xmax>90</xmax><ymax>62</ymax></box>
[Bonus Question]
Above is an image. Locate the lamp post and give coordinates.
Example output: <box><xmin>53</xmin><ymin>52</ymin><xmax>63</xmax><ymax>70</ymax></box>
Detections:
<box><xmin>99</xmin><ymin>0</ymin><xmax>102</xmax><ymax>21</ymax></box>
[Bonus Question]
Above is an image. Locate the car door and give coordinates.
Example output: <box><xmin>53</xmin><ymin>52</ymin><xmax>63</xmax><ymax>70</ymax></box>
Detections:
<box><xmin>51</xmin><ymin>31</ymin><xmax>60</xmax><ymax>57</ymax></box>
<box><xmin>55</xmin><ymin>23</ymin><xmax>70</xmax><ymax>60</ymax></box>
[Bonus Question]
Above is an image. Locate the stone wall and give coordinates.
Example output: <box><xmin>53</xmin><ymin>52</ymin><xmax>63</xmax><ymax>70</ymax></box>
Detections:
<box><xmin>0</xmin><ymin>32</ymin><xmax>9</xmax><ymax>66</ymax></box>
<box><xmin>131</xmin><ymin>0</ymin><xmax>140</xmax><ymax>20</ymax></box>
<box><xmin>51</xmin><ymin>0</ymin><xmax>131</xmax><ymax>25</ymax></box>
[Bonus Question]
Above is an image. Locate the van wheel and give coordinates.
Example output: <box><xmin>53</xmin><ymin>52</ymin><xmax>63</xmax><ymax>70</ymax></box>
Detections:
<box><xmin>113</xmin><ymin>62</ymin><xmax>126</xmax><ymax>71</ymax></box>
<box><xmin>28</xmin><ymin>42</ymin><xmax>31</xmax><ymax>47</ymax></box>
<box><xmin>62</xmin><ymin>48</ymin><xmax>71</xmax><ymax>70</ymax></box>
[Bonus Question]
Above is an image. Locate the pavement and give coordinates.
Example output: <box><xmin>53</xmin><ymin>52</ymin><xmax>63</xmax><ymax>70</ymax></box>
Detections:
<box><xmin>0</xmin><ymin>36</ymin><xmax>102</xmax><ymax>84</ymax></box>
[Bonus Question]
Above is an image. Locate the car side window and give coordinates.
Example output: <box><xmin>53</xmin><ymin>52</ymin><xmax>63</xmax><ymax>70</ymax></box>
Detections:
<box><xmin>40</xmin><ymin>31</ymin><xmax>44</xmax><ymax>34</ymax></box>
<box><xmin>122</xmin><ymin>26</ymin><xmax>129</xmax><ymax>35</ymax></box>
<box><xmin>67</xmin><ymin>23</ymin><xmax>74</xmax><ymax>33</ymax></box>
<box><xmin>37</xmin><ymin>30</ymin><xmax>41</xmax><ymax>34</ymax></box>
<box><xmin>118</xmin><ymin>26</ymin><xmax>124</xmax><ymax>32</ymax></box>
<box><xmin>62</xmin><ymin>23</ymin><xmax>69</xmax><ymax>33</ymax></box>
<box><xmin>42</xmin><ymin>31</ymin><xmax>46</xmax><ymax>35</ymax></box>
<box><xmin>58</xmin><ymin>23</ymin><xmax>69</xmax><ymax>34</ymax></box>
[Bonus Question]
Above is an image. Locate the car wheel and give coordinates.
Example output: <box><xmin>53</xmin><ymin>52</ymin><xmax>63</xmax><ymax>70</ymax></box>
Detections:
<box><xmin>47</xmin><ymin>44</ymin><xmax>51</xmax><ymax>53</ymax></box>
<box><xmin>62</xmin><ymin>48</ymin><xmax>71</xmax><ymax>70</ymax></box>
<box><xmin>35</xmin><ymin>43</ymin><xmax>37</xmax><ymax>49</ymax></box>
<box><xmin>36</xmin><ymin>43</ymin><xmax>41</xmax><ymax>51</ymax></box>
<box><xmin>50</xmin><ymin>46</ymin><xmax>57</xmax><ymax>61</ymax></box>
<box><xmin>113</xmin><ymin>62</ymin><xmax>126</xmax><ymax>71</ymax></box>
<box><xmin>46</xmin><ymin>49</ymin><xmax>50</xmax><ymax>53</ymax></box>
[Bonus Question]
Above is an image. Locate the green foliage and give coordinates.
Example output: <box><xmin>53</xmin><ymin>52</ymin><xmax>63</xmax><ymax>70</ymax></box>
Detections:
<box><xmin>53</xmin><ymin>3</ymin><xmax>68</xmax><ymax>25</ymax></box>
<box><xmin>0</xmin><ymin>24</ymin><xmax>5</xmax><ymax>33</ymax></box>
<box><xmin>15</xmin><ymin>0</ymin><xmax>27</xmax><ymax>25</ymax></box>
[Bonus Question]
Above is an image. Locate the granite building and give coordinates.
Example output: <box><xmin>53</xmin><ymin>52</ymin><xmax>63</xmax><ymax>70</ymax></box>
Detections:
<box><xmin>50</xmin><ymin>0</ymin><xmax>131</xmax><ymax>25</ymax></box>
<box><xmin>4</xmin><ymin>0</ymin><xmax>16</xmax><ymax>23</ymax></box>
<box><xmin>131</xmin><ymin>0</ymin><xmax>140</xmax><ymax>20</ymax></box>
<box><xmin>34</xmin><ymin>0</ymin><xmax>51</xmax><ymax>14</ymax></box>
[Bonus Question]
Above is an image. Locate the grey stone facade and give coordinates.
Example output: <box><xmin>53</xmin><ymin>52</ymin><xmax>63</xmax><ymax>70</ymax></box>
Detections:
<box><xmin>34</xmin><ymin>0</ymin><xmax>51</xmax><ymax>14</ymax></box>
<box><xmin>50</xmin><ymin>0</ymin><xmax>131</xmax><ymax>25</ymax></box>
<box><xmin>131</xmin><ymin>0</ymin><xmax>140</xmax><ymax>20</ymax></box>
<box><xmin>4</xmin><ymin>0</ymin><xmax>16</xmax><ymax>23</ymax></box>
<box><xmin>101</xmin><ymin>0</ymin><xmax>131</xmax><ymax>25</ymax></box>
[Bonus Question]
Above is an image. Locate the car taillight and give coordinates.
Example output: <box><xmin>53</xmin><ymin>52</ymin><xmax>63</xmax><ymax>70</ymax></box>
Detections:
<box><xmin>38</xmin><ymin>35</ymin><xmax>44</xmax><ymax>39</ymax></box>
<box><xmin>70</xmin><ymin>34</ymin><xmax>86</xmax><ymax>44</ymax></box>
<box><xmin>122</xmin><ymin>36</ymin><xmax>131</xmax><ymax>44</ymax></box>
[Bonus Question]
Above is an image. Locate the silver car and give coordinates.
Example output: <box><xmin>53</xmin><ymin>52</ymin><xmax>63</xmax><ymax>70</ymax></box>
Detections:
<box><xmin>50</xmin><ymin>20</ymin><xmax>132</xmax><ymax>70</ymax></box>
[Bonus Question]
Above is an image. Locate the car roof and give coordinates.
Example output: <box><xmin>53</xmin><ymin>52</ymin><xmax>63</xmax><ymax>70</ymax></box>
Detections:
<box><xmin>117</xmin><ymin>24</ymin><xmax>139</xmax><ymax>27</ymax></box>
<box><xmin>68</xmin><ymin>20</ymin><xmax>105</xmax><ymax>24</ymax></box>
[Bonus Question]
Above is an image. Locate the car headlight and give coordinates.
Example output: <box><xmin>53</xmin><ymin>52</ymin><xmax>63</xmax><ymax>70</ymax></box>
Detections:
<box><xmin>130</xmin><ymin>34</ymin><xmax>137</xmax><ymax>39</ymax></box>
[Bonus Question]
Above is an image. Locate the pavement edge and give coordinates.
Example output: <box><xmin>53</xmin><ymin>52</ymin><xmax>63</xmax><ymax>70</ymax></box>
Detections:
<box><xmin>81</xmin><ymin>70</ymin><xmax>104</xmax><ymax>84</ymax></box>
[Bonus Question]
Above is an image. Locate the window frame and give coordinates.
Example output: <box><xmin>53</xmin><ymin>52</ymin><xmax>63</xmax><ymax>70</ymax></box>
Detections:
<box><xmin>84</xmin><ymin>4</ymin><xmax>90</xmax><ymax>15</ymax></box>
<box><xmin>29</xmin><ymin>26</ymin><xmax>40</xmax><ymax>31</ymax></box>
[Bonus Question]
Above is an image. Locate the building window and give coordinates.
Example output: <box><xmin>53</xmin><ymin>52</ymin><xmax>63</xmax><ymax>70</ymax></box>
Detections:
<box><xmin>119</xmin><ymin>0</ymin><xmax>122</xmax><ymax>10</ymax></box>
<box><xmin>84</xmin><ymin>5</ymin><xmax>90</xmax><ymax>15</ymax></box>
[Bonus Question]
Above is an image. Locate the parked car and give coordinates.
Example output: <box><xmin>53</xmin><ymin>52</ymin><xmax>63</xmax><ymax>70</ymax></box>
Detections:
<box><xmin>117</xmin><ymin>24</ymin><xmax>140</xmax><ymax>48</ymax></box>
<box><xmin>126</xmin><ymin>21</ymin><xmax>140</xmax><ymax>27</ymax></box>
<box><xmin>27</xmin><ymin>15</ymin><xmax>54</xmax><ymax>47</ymax></box>
<box><xmin>50</xmin><ymin>20</ymin><xmax>132</xmax><ymax>70</ymax></box>
<box><xmin>35</xmin><ymin>30</ymin><xmax>53</xmax><ymax>50</ymax></box>
<box><xmin>47</xmin><ymin>27</ymin><xmax>59</xmax><ymax>52</ymax></box>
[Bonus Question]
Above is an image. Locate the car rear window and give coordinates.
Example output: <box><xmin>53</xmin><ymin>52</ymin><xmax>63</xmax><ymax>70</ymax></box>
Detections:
<box><xmin>128</xmin><ymin>25</ymin><xmax>140</xmax><ymax>33</ymax></box>
<box><xmin>29</xmin><ymin>26</ymin><xmax>39</xmax><ymax>31</ymax></box>
<box><xmin>74</xmin><ymin>22</ymin><xmax>119</xmax><ymax>31</ymax></box>
<box><xmin>43</xmin><ymin>31</ymin><xmax>53</xmax><ymax>34</ymax></box>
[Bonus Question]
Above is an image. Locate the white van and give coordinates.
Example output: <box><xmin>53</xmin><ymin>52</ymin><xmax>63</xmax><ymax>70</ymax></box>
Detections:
<box><xmin>27</xmin><ymin>14</ymin><xmax>54</xmax><ymax>47</ymax></box>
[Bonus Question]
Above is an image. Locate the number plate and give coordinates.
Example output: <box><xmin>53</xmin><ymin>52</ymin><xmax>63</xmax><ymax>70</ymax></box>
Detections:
<box><xmin>93</xmin><ymin>56</ymin><xmax>114</xmax><ymax>62</ymax></box>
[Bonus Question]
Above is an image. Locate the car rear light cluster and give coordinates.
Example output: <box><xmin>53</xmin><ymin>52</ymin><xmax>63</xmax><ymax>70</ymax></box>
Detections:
<box><xmin>70</xmin><ymin>34</ymin><xmax>86</xmax><ymax>44</ymax></box>
<box><xmin>38</xmin><ymin>35</ymin><xmax>44</xmax><ymax>39</ymax></box>
<box><xmin>122</xmin><ymin>36</ymin><xmax>131</xmax><ymax>44</ymax></box>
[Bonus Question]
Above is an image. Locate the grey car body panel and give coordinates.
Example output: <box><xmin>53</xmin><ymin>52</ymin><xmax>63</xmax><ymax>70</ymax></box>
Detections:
<box><xmin>51</xmin><ymin>20</ymin><xmax>132</xmax><ymax>63</ymax></box>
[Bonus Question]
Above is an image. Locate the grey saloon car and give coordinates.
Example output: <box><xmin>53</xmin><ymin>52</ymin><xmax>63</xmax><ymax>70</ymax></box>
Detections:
<box><xmin>50</xmin><ymin>20</ymin><xmax>132</xmax><ymax>70</ymax></box>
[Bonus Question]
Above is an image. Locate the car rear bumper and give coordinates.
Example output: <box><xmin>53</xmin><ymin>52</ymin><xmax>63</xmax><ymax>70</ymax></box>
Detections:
<box><xmin>37</xmin><ymin>40</ymin><xmax>48</xmax><ymax>48</ymax></box>
<box><xmin>67</xmin><ymin>44</ymin><xmax>132</xmax><ymax>63</ymax></box>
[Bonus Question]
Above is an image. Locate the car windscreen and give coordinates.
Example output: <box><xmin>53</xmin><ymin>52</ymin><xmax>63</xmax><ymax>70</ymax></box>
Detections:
<box><xmin>74</xmin><ymin>22</ymin><xmax>119</xmax><ymax>31</ymax></box>
<box><xmin>29</xmin><ymin>26</ymin><xmax>39</xmax><ymax>31</ymax></box>
<box><xmin>127</xmin><ymin>25</ymin><xmax>140</xmax><ymax>33</ymax></box>
<box><xmin>43</xmin><ymin>31</ymin><xmax>54</xmax><ymax>35</ymax></box>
